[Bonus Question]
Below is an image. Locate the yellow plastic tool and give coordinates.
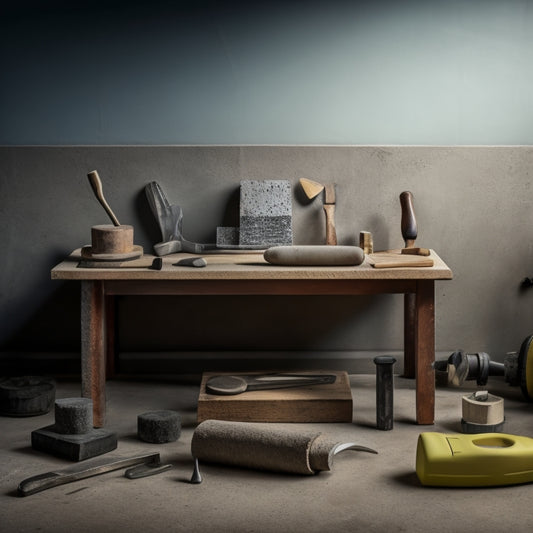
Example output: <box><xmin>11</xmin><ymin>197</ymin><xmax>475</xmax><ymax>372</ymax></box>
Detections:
<box><xmin>416</xmin><ymin>432</ymin><xmax>533</xmax><ymax>487</ymax></box>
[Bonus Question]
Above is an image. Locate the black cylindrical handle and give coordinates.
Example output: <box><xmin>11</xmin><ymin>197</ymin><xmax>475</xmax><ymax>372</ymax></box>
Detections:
<box><xmin>400</xmin><ymin>191</ymin><xmax>417</xmax><ymax>246</ymax></box>
<box><xmin>374</xmin><ymin>356</ymin><xmax>397</xmax><ymax>431</ymax></box>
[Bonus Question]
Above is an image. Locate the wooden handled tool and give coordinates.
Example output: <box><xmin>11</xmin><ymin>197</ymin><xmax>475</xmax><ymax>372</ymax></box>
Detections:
<box><xmin>300</xmin><ymin>178</ymin><xmax>337</xmax><ymax>245</ymax></box>
<box><xmin>88</xmin><ymin>170</ymin><xmax>120</xmax><ymax>226</ymax></box>
<box><xmin>400</xmin><ymin>191</ymin><xmax>417</xmax><ymax>248</ymax></box>
<box><xmin>399</xmin><ymin>191</ymin><xmax>430</xmax><ymax>256</ymax></box>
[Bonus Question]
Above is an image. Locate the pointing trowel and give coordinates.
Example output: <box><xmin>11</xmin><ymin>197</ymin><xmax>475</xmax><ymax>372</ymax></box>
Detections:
<box><xmin>300</xmin><ymin>178</ymin><xmax>337</xmax><ymax>245</ymax></box>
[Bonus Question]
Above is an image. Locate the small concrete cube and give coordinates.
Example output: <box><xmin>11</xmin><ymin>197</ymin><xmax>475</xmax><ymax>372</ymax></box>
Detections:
<box><xmin>138</xmin><ymin>410</ymin><xmax>181</xmax><ymax>443</ymax></box>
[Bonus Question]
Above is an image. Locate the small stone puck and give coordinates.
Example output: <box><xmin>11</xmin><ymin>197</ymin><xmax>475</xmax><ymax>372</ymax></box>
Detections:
<box><xmin>138</xmin><ymin>410</ymin><xmax>181</xmax><ymax>443</ymax></box>
<box><xmin>54</xmin><ymin>398</ymin><xmax>93</xmax><ymax>435</ymax></box>
<box><xmin>0</xmin><ymin>376</ymin><xmax>56</xmax><ymax>417</ymax></box>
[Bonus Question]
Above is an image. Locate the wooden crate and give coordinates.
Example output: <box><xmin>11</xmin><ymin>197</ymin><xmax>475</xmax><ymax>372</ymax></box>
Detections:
<box><xmin>197</xmin><ymin>370</ymin><xmax>353</xmax><ymax>423</ymax></box>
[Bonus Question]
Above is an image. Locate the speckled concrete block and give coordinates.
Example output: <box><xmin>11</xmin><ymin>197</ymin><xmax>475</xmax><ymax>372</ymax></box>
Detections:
<box><xmin>238</xmin><ymin>180</ymin><xmax>293</xmax><ymax>246</ymax></box>
<box><xmin>216</xmin><ymin>226</ymin><xmax>239</xmax><ymax>247</ymax></box>
<box><xmin>138</xmin><ymin>410</ymin><xmax>181</xmax><ymax>443</ymax></box>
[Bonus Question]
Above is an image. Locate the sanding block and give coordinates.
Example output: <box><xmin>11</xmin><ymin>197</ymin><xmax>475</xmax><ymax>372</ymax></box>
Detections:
<box><xmin>191</xmin><ymin>420</ymin><xmax>376</xmax><ymax>475</ymax></box>
<box><xmin>416</xmin><ymin>432</ymin><xmax>533</xmax><ymax>487</ymax></box>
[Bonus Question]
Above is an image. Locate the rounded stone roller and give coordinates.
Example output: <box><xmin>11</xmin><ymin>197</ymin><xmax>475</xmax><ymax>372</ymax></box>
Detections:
<box><xmin>138</xmin><ymin>410</ymin><xmax>181</xmax><ymax>443</ymax></box>
<box><xmin>264</xmin><ymin>245</ymin><xmax>365</xmax><ymax>266</ymax></box>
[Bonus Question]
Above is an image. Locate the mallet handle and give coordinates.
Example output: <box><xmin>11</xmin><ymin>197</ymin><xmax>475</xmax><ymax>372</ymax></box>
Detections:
<box><xmin>400</xmin><ymin>191</ymin><xmax>417</xmax><ymax>248</ymax></box>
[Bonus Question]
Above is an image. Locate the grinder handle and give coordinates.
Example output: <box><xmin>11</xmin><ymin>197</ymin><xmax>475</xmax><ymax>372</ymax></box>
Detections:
<box><xmin>400</xmin><ymin>191</ymin><xmax>417</xmax><ymax>248</ymax></box>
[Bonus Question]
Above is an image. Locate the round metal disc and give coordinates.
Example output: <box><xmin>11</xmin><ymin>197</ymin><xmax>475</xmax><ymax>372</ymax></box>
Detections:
<box><xmin>205</xmin><ymin>376</ymin><xmax>248</xmax><ymax>395</ymax></box>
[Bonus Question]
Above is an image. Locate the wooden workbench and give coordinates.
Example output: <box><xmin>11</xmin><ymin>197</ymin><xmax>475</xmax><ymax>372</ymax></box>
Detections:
<box><xmin>52</xmin><ymin>249</ymin><xmax>452</xmax><ymax>427</ymax></box>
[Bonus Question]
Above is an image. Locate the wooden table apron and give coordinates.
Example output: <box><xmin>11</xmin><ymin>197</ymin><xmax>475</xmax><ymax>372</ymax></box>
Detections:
<box><xmin>79</xmin><ymin>276</ymin><xmax>436</xmax><ymax>428</ymax></box>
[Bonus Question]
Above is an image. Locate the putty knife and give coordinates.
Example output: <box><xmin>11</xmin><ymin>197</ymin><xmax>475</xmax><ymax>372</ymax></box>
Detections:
<box><xmin>206</xmin><ymin>373</ymin><xmax>337</xmax><ymax>395</ymax></box>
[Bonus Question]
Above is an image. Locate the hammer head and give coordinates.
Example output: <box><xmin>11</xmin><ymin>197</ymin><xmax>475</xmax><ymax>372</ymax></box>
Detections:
<box><xmin>299</xmin><ymin>178</ymin><xmax>335</xmax><ymax>204</ymax></box>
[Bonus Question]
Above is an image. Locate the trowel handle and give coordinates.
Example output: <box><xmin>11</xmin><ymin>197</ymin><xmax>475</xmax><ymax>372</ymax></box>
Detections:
<box><xmin>323</xmin><ymin>204</ymin><xmax>337</xmax><ymax>245</ymax></box>
<box><xmin>88</xmin><ymin>170</ymin><xmax>121</xmax><ymax>226</ymax></box>
<box><xmin>400</xmin><ymin>191</ymin><xmax>417</xmax><ymax>248</ymax></box>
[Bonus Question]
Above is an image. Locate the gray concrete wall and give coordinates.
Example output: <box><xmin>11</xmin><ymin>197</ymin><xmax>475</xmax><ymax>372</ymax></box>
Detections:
<box><xmin>1</xmin><ymin>145</ymin><xmax>532</xmax><ymax>374</ymax></box>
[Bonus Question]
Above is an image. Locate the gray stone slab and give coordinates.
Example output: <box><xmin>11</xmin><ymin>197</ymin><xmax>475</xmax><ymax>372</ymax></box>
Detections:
<box><xmin>216</xmin><ymin>227</ymin><xmax>239</xmax><ymax>246</ymax></box>
<box><xmin>31</xmin><ymin>425</ymin><xmax>117</xmax><ymax>461</ymax></box>
<box><xmin>238</xmin><ymin>180</ymin><xmax>293</xmax><ymax>246</ymax></box>
<box><xmin>239</xmin><ymin>215</ymin><xmax>293</xmax><ymax>246</ymax></box>
<box><xmin>240</xmin><ymin>180</ymin><xmax>292</xmax><ymax>217</ymax></box>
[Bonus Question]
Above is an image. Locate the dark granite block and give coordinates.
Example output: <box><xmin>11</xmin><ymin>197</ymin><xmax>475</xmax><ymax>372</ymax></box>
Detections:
<box><xmin>31</xmin><ymin>425</ymin><xmax>118</xmax><ymax>461</ymax></box>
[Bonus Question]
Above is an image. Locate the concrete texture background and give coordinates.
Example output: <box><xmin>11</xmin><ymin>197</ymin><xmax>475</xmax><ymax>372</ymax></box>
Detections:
<box><xmin>1</xmin><ymin>145</ymin><xmax>532</xmax><ymax>374</ymax></box>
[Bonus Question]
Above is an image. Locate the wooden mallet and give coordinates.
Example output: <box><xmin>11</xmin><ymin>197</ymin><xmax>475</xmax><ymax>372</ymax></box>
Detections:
<box><xmin>300</xmin><ymin>178</ymin><xmax>337</xmax><ymax>245</ymax></box>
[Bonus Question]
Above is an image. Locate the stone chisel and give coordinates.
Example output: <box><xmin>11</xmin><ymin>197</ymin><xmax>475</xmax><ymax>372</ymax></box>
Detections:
<box><xmin>206</xmin><ymin>373</ymin><xmax>337</xmax><ymax>395</ymax></box>
<box><xmin>18</xmin><ymin>452</ymin><xmax>170</xmax><ymax>496</ymax></box>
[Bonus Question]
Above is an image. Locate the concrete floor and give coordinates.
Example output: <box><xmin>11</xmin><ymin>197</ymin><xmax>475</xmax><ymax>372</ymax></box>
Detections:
<box><xmin>2</xmin><ymin>374</ymin><xmax>533</xmax><ymax>533</ymax></box>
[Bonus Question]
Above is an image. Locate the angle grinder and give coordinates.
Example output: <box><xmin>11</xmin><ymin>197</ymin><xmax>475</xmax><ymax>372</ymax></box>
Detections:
<box><xmin>434</xmin><ymin>333</ymin><xmax>533</xmax><ymax>401</ymax></box>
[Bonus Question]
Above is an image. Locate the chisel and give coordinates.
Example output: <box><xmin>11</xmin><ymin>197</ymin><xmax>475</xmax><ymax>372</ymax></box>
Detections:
<box><xmin>18</xmin><ymin>452</ymin><xmax>171</xmax><ymax>496</ymax></box>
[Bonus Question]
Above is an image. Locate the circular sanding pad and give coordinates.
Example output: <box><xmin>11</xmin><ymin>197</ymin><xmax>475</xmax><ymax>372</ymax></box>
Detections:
<box><xmin>0</xmin><ymin>376</ymin><xmax>56</xmax><ymax>417</ymax></box>
<box><xmin>138</xmin><ymin>410</ymin><xmax>181</xmax><ymax>443</ymax></box>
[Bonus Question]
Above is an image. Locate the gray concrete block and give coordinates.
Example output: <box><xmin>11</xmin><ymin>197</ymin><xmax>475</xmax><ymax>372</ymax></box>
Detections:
<box><xmin>216</xmin><ymin>227</ymin><xmax>239</xmax><ymax>246</ymax></box>
<box><xmin>54</xmin><ymin>398</ymin><xmax>93</xmax><ymax>435</ymax></box>
<box><xmin>238</xmin><ymin>180</ymin><xmax>293</xmax><ymax>246</ymax></box>
<box><xmin>138</xmin><ymin>410</ymin><xmax>181</xmax><ymax>443</ymax></box>
<box><xmin>31</xmin><ymin>425</ymin><xmax>117</xmax><ymax>461</ymax></box>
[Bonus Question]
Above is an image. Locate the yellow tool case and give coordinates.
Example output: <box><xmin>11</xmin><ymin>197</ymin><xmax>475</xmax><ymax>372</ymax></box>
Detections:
<box><xmin>416</xmin><ymin>432</ymin><xmax>533</xmax><ymax>487</ymax></box>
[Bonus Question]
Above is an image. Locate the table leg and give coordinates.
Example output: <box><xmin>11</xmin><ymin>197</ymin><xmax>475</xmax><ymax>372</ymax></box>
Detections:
<box><xmin>81</xmin><ymin>280</ymin><xmax>106</xmax><ymax>427</ymax></box>
<box><xmin>414</xmin><ymin>280</ymin><xmax>435</xmax><ymax>425</ymax></box>
<box><xmin>403</xmin><ymin>293</ymin><xmax>416</xmax><ymax>378</ymax></box>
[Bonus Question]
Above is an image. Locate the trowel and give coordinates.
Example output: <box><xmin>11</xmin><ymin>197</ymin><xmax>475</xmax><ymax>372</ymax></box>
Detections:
<box><xmin>299</xmin><ymin>178</ymin><xmax>337</xmax><ymax>245</ymax></box>
<box><xmin>145</xmin><ymin>181</ymin><xmax>216</xmax><ymax>256</ymax></box>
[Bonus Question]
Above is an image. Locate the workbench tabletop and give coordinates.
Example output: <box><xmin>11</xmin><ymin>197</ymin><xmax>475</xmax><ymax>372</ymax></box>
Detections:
<box><xmin>51</xmin><ymin>249</ymin><xmax>453</xmax><ymax>281</ymax></box>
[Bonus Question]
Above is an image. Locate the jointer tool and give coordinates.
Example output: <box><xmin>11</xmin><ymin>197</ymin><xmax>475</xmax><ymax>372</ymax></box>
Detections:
<box><xmin>18</xmin><ymin>452</ymin><xmax>172</xmax><ymax>496</ymax></box>
<box><xmin>399</xmin><ymin>191</ymin><xmax>430</xmax><ymax>256</ymax></box>
<box><xmin>416</xmin><ymin>432</ymin><xmax>533</xmax><ymax>487</ymax></box>
<box><xmin>205</xmin><ymin>373</ymin><xmax>337</xmax><ymax>395</ymax></box>
<box><xmin>145</xmin><ymin>181</ymin><xmax>216</xmax><ymax>256</ymax></box>
<box><xmin>191</xmin><ymin>420</ymin><xmax>377</xmax><ymax>476</ymax></box>
<box><xmin>299</xmin><ymin>178</ymin><xmax>337</xmax><ymax>245</ymax></box>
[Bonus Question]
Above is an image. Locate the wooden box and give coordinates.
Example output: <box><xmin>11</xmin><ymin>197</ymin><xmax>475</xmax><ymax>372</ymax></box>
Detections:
<box><xmin>197</xmin><ymin>370</ymin><xmax>353</xmax><ymax>423</ymax></box>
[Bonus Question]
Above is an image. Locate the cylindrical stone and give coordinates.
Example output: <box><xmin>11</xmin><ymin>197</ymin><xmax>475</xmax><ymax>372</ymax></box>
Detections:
<box><xmin>0</xmin><ymin>376</ymin><xmax>56</xmax><ymax>417</ymax></box>
<box><xmin>54</xmin><ymin>398</ymin><xmax>93</xmax><ymax>435</ymax></box>
<box><xmin>138</xmin><ymin>410</ymin><xmax>181</xmax><ymax>443</ymax></box>
<box><xmin>374</xmin><ymin>356</ymin><xmax>397</xmax><ymax>431</ymax></box>
<box><xmin>91</xmin><ymin>224</ymin><xmax>134</xmax><ymax>254</ymax></box>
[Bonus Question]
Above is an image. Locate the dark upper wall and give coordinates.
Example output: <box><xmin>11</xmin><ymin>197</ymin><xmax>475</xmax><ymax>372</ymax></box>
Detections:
<box><xmin>1</xmin><ymin>0</ymin><xmax>533</xmax><ymax>145</ymax></box>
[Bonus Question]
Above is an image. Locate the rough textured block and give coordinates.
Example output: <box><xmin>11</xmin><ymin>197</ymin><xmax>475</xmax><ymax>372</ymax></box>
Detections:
<box><xmin>0</xmin><ymin>376</ymin><xmax>55</xmax><ymax>417</ymax></box>
<box><xmin>216</xmin><ymin>227</ymin><xmax>239</xmax><ymax>246</ymax></box>
<box><xmin>31</xmin><ymin>425</ymin><xmax>117</xmax><ymax>461</ymax></box>
<box><xmin>238</xmin><ymin>180</ymin><xmax>293</xmax><ymax>246</ymax></box>
<box><xmin>55</xmin><ymin>398</ymin><xmax>93</xmax><ymax>435</ymax></box>
<box><xmin>138</xmin><ymin>410</ymin><xmax>181</xmax><ymax>443</ymax></box>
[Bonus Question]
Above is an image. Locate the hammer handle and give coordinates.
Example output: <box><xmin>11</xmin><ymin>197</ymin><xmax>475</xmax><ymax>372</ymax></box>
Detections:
<box><xmin>399</xmin><ymin>191</ymin><xmax>417</xmax><ymax>248</ymax></box>
<box><xmin>323</xmin><ymin>204</ymin><xmax>337</xmax><ymax>245</ymax></box>
<box><xmin>88</xmin><ymin>170</ymin><xmax>121</xmax><ymax>226</ymax></box>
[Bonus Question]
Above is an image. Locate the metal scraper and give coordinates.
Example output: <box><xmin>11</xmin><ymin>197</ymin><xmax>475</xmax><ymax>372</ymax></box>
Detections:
<box><xmin>18</xmin><ymin>452</ymin><xmax>171</xmax><ymax>496</ymax></box>
<box><xmin>205</xmin><ymin>373</ymin><xmax>337</xmax><ymax>395</ymax></box>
